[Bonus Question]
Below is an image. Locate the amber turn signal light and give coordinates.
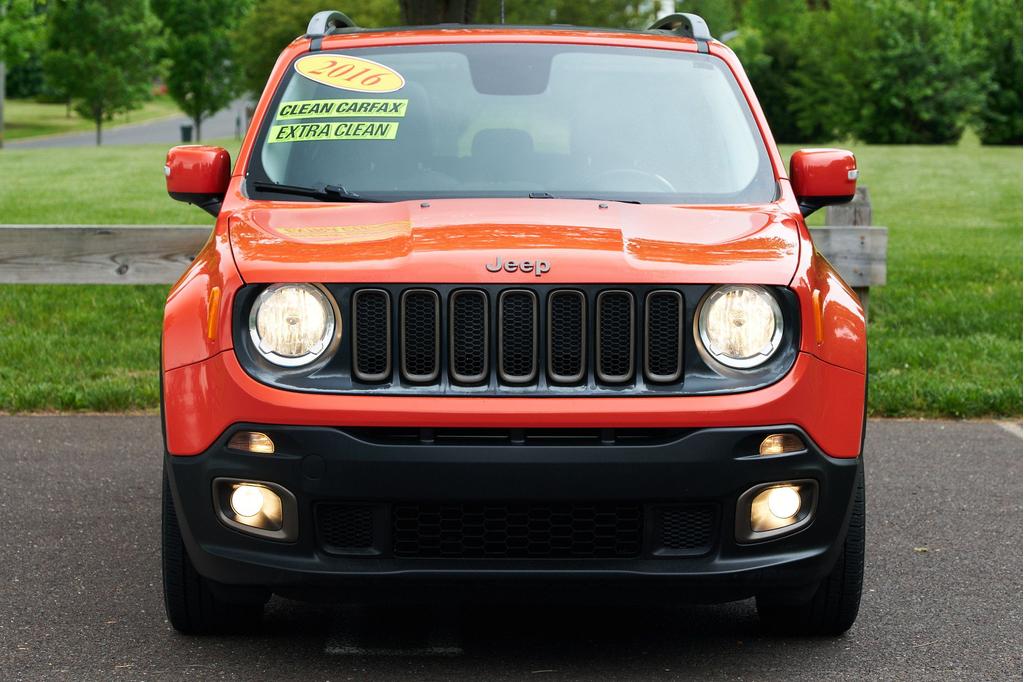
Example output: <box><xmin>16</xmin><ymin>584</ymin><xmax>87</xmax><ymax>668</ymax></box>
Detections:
<box><xmin>228</xmin><ymin>431</ymin><xmax>275</xmax><ymax>454</ymax></box>
<box><xmin>759</xmin><ymin>433</ymin><xmax>805</xmax><ymax>456</ymax></box>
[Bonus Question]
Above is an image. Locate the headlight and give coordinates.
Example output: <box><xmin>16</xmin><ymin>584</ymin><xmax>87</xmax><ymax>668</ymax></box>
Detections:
<box><xmin>249</xmin><ymin>283</ymin><xmax>337</xmax><ymax>367</ymax></box>
<box><xmin>697</xmin><ymin>285</ymin><xmax>783</xmax><ymax>369</ymax></box>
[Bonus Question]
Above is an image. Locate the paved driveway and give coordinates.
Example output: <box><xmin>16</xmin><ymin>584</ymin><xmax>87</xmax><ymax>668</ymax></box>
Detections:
<box><xmin>0</xmin><ymin>417</ymin><xmax>1020</xmax><ymax>680</ymax></box>
<box><xmin>5</xmin><ymin>99</ymin><xmax>250</xmax><ymax>149</ymax></box>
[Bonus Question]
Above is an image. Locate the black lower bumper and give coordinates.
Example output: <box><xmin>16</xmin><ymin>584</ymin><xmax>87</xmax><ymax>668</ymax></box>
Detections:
<box><xmin>166</xmin><ymin>424</ymin><xmax>860</xmax><ymax>604</ymax></box>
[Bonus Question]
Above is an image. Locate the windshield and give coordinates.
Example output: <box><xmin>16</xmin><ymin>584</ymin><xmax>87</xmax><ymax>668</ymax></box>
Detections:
<box><xmin>248</xmin><ymin>43</ymin><xmax>777</xmax><ymax>204</ymax></box>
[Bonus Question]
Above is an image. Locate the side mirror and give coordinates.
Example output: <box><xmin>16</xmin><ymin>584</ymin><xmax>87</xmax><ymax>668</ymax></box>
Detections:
<box><xmin>165</xmin><ymin>146</ymin><xmax>231</xmax><ymax>217</ymax></box>
<box><xmin>790</xmin><ymin>148</ymin><xmax>858</xmax><ymax>217</ymax></box>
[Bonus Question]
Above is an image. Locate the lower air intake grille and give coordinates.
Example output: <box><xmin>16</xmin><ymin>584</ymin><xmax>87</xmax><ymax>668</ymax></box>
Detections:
<box><xmin>657</xmin><ymin>505</ymin><xmax>715</xmax><ymax>554</ymax></box>
<box><xmin>317</xmin><ymin>504</ymin><xmax>375</xmax><ymax>552</ymax></box>
<box><xmin>392</xmin><ymin>502</ymin><xmax>644</xmax><ymax>558</ymax></box>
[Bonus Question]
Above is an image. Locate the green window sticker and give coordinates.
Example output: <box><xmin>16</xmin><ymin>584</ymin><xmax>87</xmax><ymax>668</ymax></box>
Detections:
<box><xmin>268</xmin><ymin>122</ymin><xmax>399</xmax><ymax>143</ymax></box>
<box><xmin>276</xmin><ymin>99</ymin><xmax>408</xmax><ymax>119</ymax></box>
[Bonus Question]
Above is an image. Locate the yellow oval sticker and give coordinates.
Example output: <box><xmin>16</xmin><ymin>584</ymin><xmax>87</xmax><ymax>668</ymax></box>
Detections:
<box><xmin>294</xmin><ymin>54</ymin><xmax>405</xmax><ymax>93</ymax></box>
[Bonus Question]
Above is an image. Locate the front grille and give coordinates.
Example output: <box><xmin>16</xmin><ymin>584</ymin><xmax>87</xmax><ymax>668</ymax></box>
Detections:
<box><xmin>499</xmin><ymin>290</ymin><xmax>538</xmax><ymax>383</ymax></box>
<box><xmin>547</xmin><ymin>290</ymin><xmax>585</xmax><ymax>383</ymax></box>
<box><xmin>597</xmin><ymin>291</ymin><xmax>635</xmax><ymax>383</ymax></box>
<box><xmin>644</xmin><ymin>291</ymin><xmax>683</xmax><ymax>383</ymax></box>
<box><xmin>400</xmin><ymin>289</ymin><xmax>440</xmax><ymax>382</ymax></box>
<box><xmin>449</xmin><ymin>290</ymin><xmax>488</xmax><ymax>383</ymax></box>
<box><xmin>352</xmin><ymin>289</ymin><xmax>391</xmax><ymax>382</ymax></box>
<box><xmin>346</xmin><ymin>285</ymin><xmax>696</xmax><ymax>393</ymax></box>
<box><xmin>392</xmin><ymin>502</ymin><xmax>644</xmax><ymax>558</ymax></box>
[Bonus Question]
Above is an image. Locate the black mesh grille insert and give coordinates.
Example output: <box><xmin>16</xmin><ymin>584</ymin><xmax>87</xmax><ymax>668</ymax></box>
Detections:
<box><xmin>450</xmin><ymin>290</ymin><xmax>488</xmax><ymax>384</ymax></box>
<box><xmin>597</xmin><ymin>291</ymin><xmax>634</xmax><ymax>382</ymax></box>
<box><xmin>344</xmin><ymin>285</ymin><xmax>693</xmax><ymax>392</ymax></box>
<box><xmin>352</xmin><ymin>290</ymin><xmax>390</xmax><ymax>382</ymax></box>
<box><xmin>645</xmin><ymin>291</ymin><xmax>683</xmax><ymax>382</ymax></box>
<box><xmin>499</xmin><ymin>290</ymin><xmax>538</xmax><ymax>383</ymax></box>
<box><xmin>658</xmin><ymin>505</ymin><xmax>715</xmax><ymax>553</ymax></box>
<box><xmin>317</xmin><ymin>505</ymin><xmax>375</xmax><ymax>552</ymax></box>
<box><xmin>392</xmin><ymin>502</ymin><xmax>643</xmax><ymax>558</ymax></box>
<box><xmin>548</xmin><ymin>291</ymin><xmax>585</xmax><ymax>383</ymax></box>
<box><xmin>401</xmin><ymin>290</ymin><xmax>439</xmax><ymax>382</ymax></box>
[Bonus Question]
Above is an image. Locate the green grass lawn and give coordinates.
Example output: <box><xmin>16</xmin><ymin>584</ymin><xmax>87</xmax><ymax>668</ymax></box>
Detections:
<box><xmin>3</xmin><ymin>96</ymin><xmax>182</xmax><ymax>142</ymax></box>
<box><xmin>0</xmin><ymin>137</ymin><xmax>1020</xmax><ymax>416</ymax></box>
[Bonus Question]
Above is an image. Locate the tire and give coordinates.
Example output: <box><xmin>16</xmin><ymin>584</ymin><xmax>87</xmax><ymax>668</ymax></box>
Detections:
<box><xmin>756</xmin><ymin>464</ymin><xmax>865</xmax><ymax>636</ymax></box>
<box><xmin>162</xmin><ymin>467</ymin><xmax>267</xmax><ymax>634</ymax></box>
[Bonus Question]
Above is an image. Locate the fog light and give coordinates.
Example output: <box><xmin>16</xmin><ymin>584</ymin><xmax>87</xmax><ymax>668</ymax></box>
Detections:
<box><xmin>228</xmin><ymin>431</ymin><xmax>275</xmax><ymax>454</ymax></box>
<box><xmin>759</xmin><ymin>433</ymin><xmax>804</xmax><ymax>456</ymax></box>
<box><xmin>230</xmin><ymin>484</ymin><xmax>265</xmax><ymax>518</ymax></box>
<box><xmin>737</xmin><ymin>480</ymin><xmax>818</xmax><ymax>542</ymax></box>
<box><xmin>214</xmin><ymin>478</ymin><xmax>298</xmax><ymax>541</ymax></box>
<box><xmin>766</xmin><ymin>485</ymin><xmax>801</xmax><ymax>519</ymax></box>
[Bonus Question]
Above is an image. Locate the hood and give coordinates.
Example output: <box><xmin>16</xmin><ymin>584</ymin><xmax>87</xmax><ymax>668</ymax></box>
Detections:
<box><xmin>228</xmin><ymin>199</ymin><xmax>801</xmax><ymax>285</ymax></box>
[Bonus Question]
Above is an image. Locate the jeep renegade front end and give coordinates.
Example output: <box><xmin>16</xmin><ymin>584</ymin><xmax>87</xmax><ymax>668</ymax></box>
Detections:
<box><xmin>161</xmin><ymin>12</ymin><xmax>867</xmax><ymax>636</ymax></box>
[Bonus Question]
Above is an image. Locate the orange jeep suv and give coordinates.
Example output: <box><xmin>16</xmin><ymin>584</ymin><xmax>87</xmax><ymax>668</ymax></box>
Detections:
<box><xmin>161</xmin><ymin>11</ymin><xmax>867</xmax><ymax>636</ymax></box>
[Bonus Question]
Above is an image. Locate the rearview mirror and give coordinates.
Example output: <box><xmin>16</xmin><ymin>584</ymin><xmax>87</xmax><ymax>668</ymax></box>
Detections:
<box><xmin>790</xmin><ymin>149</ymin><xmax>858</xmax><ymax>217</ymax></box>
<box><xmin>165</xmin><ymin>146</ymin><xmax>231</xmax><ymax>217</ymax></box>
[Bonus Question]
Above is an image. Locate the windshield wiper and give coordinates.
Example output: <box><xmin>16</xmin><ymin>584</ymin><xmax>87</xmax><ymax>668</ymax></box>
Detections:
<box><xmin>252</xmin><ymin>181</ymin><xmax>380</xmax><ymax>203</ymax></box>
<box><xmin>528</xmin><ymin>192</ymin><xmax>641</xmax><ymax>205</ymax></box>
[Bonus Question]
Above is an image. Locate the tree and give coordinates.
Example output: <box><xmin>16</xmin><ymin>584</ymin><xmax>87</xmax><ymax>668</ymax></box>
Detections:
<box><xmin>400</xmin><ymin>0</ymin><xmax>477</xmax><ymax>25</ymax></box>
<box><xmin>969</xmin><ymin>0</ymin><xmax>1022</xmax><ymax>145</ymax></box>
<box><xmin>152</xmin><ymin>0</ymin><xmax>249</xmax><ymax>141</ymax></box>
<box><xmin>43</xmin><ymin>0</ymin><xmax>162</xmax><ymax>145</ymax></box>
<box><xmin>0</xmin><ymin>0</ymin><xmax>46</xmax><ymax>148</ymax></box>
<box><xmin>731</xmin><ymin>0</ymin><xmax>815</xmax><ymax>143</ymax></box>
<box><xmin>233</xmin><ymin>0</ymin><xmax>399</xmax><ymax>99</ymax></box>
<box><xmin>475</xmin><ymin>0</ymin><xmax>658</xmax><ymax>28</ymax></box>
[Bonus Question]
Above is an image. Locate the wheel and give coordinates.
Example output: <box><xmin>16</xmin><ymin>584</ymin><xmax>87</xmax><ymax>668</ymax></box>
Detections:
<box><xmin>162</xmin><ymin>467</ymin><xmax>267</xmax><ymax>634</ymax></box>
<box><xmin>756</xmin><ymin>464</ymin><xmax>865</xmax><ymax>636</ymax></box>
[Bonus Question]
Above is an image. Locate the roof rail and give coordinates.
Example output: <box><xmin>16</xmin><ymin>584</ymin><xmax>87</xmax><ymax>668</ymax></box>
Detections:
<box><xmin>306</xmin><ymin>10</ymin><xmax>359</xmax><ymax>37</ymax></box>
<box><xmin>648</xmin><ymin>13</ymin><xmax>712</xmax><ymax>53</ymax></box>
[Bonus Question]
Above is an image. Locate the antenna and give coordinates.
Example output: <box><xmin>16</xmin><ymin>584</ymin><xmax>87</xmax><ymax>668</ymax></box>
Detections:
<box><xmin>500</xmin><ymin>0</ymin><xmax>505</xmax><ymax>24</ymax></box>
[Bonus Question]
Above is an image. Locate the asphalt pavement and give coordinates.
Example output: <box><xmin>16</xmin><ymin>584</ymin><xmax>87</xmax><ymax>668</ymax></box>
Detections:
<box><xmin>0</xmin><ymin>417</ymin><xmax>1020</xmax><ymax>680</ymax></box>
<box><xmin>5</xmin><ymin>99</ymin><xmax>251</xmax><ymax>149</ymax></box>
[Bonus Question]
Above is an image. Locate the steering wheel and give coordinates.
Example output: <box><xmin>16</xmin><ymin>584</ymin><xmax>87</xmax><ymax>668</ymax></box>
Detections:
<box><xmin>587</xmin><ymin>168</ymin><xmax>677</xmax><ymax>194</ymax></box>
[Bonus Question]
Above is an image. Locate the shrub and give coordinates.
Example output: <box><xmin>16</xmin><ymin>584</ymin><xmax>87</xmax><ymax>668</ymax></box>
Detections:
<box><xmin>851</xmin><ymin>0</ymin><xmax>982</xmax><ymax>144</ymax></box>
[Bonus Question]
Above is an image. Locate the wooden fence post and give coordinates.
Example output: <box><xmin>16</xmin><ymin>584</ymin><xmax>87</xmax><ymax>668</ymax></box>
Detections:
<box><xmin>816</xmin><ymin>187</ymin><xmax>887</xmax><ymax>319</ymax></box>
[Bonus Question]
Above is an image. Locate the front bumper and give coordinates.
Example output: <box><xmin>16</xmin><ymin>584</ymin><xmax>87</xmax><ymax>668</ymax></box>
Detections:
<box><xmin>167</xmin><ymin>424</ymin><xmax>861</xmax><ymax>604</ymax></box>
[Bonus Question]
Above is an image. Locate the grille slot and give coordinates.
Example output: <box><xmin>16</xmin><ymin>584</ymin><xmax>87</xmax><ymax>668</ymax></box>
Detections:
<box><xmin>498</xmin><ymin>290</ymin><xmax>539</xmax><ymax>384</ymax></box>
<box><xmin>317</xmin><ymin>504</ymin><xmax>376</xmax><ymax>553</ymax></box>
<box><xmin>449</xmin><ymin>290</ymin><xmax>489</xmax><ymax>384</ymax></box>
<box><xmin>596</xmin><ymin>290</ymin><xmax>635</xmax><ymax>383</ymax></box>
<box><xmin>656</xmin><ymin>505</ymin><xmax>715</xmax><ymax>555</ymax></box>
<box><xmin>547</xmin><ymin>290</ymin><xmax>586</xmax><ymax>383</ymax></box>
<box><xmin>392</xmin><ymin>502</ymin><xmax>644</xmax><ymax>558</ymax></box>
<box><xmin>352</xmin><ymin>289</ymin><xmax>391</xmax><ymax>382</ymax></box>
<box><xmin>645</xmin><ymin>290</ymin><xmax>684</xmax><ymax>383</ymax></box>
<box><xmin>400</xmin><ymin>289</ymin><xmax>440</xmax><ymax>383</ymax></box>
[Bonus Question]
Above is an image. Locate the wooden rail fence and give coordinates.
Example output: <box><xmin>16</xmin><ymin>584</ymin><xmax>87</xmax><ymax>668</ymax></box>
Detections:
<box><xmin>0</xmin><ymin>189</ymin><xmax>886</xmax><ymax>309</ymax></box>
